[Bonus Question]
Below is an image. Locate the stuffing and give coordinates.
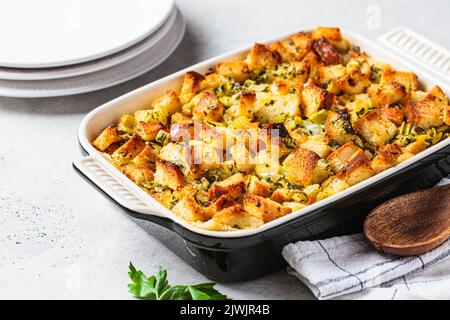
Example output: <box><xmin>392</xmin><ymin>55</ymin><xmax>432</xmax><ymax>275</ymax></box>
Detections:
<box><xmin>215</xmin><ymin>61</ymin><xmax>250</xmax><ymax>83</ymax></box>
<box><xmin>245</xmin><ymin>43</ymin><xmax>281</xmax><ymax>72</ymax></box>
<box><xmin>325</xmin><ymin>110</ymin><xmax>361</xmax><ymax>146</ymax></box>
<box><xmin>379</xmin><ymin>67</ymin><xmax>420</xmax><ymax>92</ymax></box>
<box><xmin>111</xmin><ymin>134</ymin><xmax>145</xmax><ymax>166</ymax></box>
<box><xmin>371</xmin><ymin>144</ymin><xmax>402</xmax><ymax>173</ymax></box>
<box><xmin>92</xmin><ymin>27</ymin><xmax>449</xmax><ymax>232</ymax></box>
<box><xmin>405</xmin><ymin>86</ymin><xmax>448</xmax><ymax>129</ymax></box>
<box><xmin>353</xmin><ymin>109</ymin><xmax>397</xmax><ymax>147</ymax></box>
<box><xmin>121</xmin><ymin>164</ymin><xmax>154</xmax><ymax>188</ymax></box>
<box><xmin>208</xmin><ymin>173</ymin><xmax>245</xmax><ymax>202</ymax></box>
<box><xmin>312</xmin><ymin>38</ymin><xmax>342</xmax><ymax>65</ymax></box>
<box><xmin>316</xmin><ymin>176</ymin><xmax>350</xmax><ymax>200</ymax></box>
<box><xmin>337</xmin><ymin>154</ymin><xmax>374</xmax><ymax>186</ymax></box>
<box><xmin>179</xmin><ymin>71</ymin><xmax>205</xmax><ymax>104</ymax></box>
<box><xmin>196</xmin><ymin>202</ymin><xmax>263</xmax><ymax>231</ymax></box>
<box><xmin>192</xmin><ymin>90</ymin><xmax>224</xmax><ymax>122</ymax></box>
<box><xmin>93</xmin><ymin>125</ymin><xmax>122</xmax><ymax>151</ymax></box>
<box><xmin>154</xmin><ymin>160</ymin><xmax>185</xmax><ymax>190</ymax></box>
<box><xmin>326</xmin><ymin>142</ymin><xmax>366</xmax><ymax>173</ymax></box>
<box><xmin>134</xmin><ymin>121</ymin><xmax>164</xmax><ymax>141</ymax></box>
<box><xmin>335</xmin><ymin>68</ymin><xmax>371</xmax><ymax>94</ymax></box>
<box><xmin>245</xmin><ymin>175</ymin><xmax>272</xmax><ymax>197</ymax></box>
<box><xmin>280</xmin><ymin>32</ymin><xmax>314</xmax><ymax>61</ymax></box>
<box><xmin>172</xmin><ymin>193</ymin><xmax>213</xmax><ymax>222</ymax></box>
<box><xmin>301</xmin><ymin>82</ymin><xmax>334</xmax><ymax>118</ymax></box>
<box><xmin>243</xmin><ymin>194</ymin><xmax>292</xmax><ymax>223</ymax></box>
<box><xmin>282</xmin><ymin>147</ymin><xmax>329</xmax><ymax>186</ymax></box>
<box><xmin>367</xmin><ymin>83</ymin><xmax>407</xmax><ymax>107</ymax></box>
<box><xmin>311</xmin><ymin>27</ymin><xmax>349</xmax><ymax>52</ymax></box>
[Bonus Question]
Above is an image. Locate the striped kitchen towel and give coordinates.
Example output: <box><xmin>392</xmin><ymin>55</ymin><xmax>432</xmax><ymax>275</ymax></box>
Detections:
<box><xmin>282</xmin><ymin>177</ymin><xmax>450</xmax><ymax>300</ymax></box>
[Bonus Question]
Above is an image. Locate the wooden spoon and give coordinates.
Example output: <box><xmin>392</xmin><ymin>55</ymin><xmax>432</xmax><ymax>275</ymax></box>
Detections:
<box><xmin>364</xmin><ymin>184</ymin><xmax>450</xmax><ymax>256</ymax></box>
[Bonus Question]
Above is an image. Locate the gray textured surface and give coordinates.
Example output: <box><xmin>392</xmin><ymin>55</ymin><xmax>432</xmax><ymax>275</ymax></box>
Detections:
<box><xmin>0</xmin><ymin>0</ymin><xmax>449</xmax><ymax>299</ymax></box>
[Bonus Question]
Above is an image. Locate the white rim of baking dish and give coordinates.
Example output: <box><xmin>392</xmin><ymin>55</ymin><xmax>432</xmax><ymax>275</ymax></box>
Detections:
<box><xmin>77</xmin><ymin>28</ymin><xmax>450</xmax><ymax>238</ymax></box>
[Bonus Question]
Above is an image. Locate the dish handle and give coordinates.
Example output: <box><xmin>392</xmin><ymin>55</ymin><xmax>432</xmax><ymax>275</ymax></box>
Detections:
<box><xmin>378</xmin><ymin>27</ymin><xmax>450</xmax><ymax>87</ymax></box>
<box><xmin>73</xmin><ymin>156</ymin><xmax>166</xmax><ymax>218</ymax></box>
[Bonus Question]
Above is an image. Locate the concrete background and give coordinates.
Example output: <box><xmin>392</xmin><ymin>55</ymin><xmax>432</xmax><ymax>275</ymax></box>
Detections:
<box><xmin>1</xmin><ymin>0</ymin><xmax>449</xmax><ymax>299</ymax></box>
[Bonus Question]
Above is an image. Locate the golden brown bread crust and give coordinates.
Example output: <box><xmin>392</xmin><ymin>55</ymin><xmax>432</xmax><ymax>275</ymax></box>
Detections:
<box><xmin>154</xmin><ymin>159</ymin><xmax>185</xmax><ymax>190</ymax></box>
<box><xmin>245</xmin><ymin>43</ymin><xmax>281</xmax><ymax>71</ymax></box>
<box><xmin>93</xmin><ymin>125</ymin><xmax>121</xmax><ymax>151</ymax></box>
<box><xmin>282</xmin><ymin>148</ymin><xmax>320</xmax><ymax>186</ymax></box>
<box><xmin>111</xmin><ymin>134</ymin><xmax>145</xmax><ymax>166</ymax></box>
<box><xmin>243</xmin><ymin>194</ymin><xmax>292</xmax><ymax>223</ymax></box>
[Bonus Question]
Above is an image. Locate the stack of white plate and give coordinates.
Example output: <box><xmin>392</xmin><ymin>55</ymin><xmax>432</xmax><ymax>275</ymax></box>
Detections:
<box><xmin>0</xmin><ymin>0</ymin><xmax>185</xmax><ymax>98</ymax></box>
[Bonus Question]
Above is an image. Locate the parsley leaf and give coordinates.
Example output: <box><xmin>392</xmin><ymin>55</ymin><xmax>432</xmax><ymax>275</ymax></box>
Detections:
<box><xmin>128</xmin><ymin>263</ymin><xmax>230</xmax><ymax>300</ymax></box>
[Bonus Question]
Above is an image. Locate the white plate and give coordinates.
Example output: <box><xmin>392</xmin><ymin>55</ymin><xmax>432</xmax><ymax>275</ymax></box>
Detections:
<box><xmin>0</xmin><ymin>7</ymin><xmax>178</xmax><ymax>81</ymax></box>
<box><xmin>0</xmin><ymin>0</ymin><xmax>174</xmax><ymax>68</ymax></box>
<box><xmin>0</xmin><ymin>8</ymin><xmax>185</xmax><ymax>98</ymax></box>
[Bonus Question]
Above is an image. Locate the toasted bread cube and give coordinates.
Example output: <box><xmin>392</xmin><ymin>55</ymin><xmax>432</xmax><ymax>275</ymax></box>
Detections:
<box><xmin>337</xmin><ymin>155</ymin><xmax>374</xmax><ymax>186</ymax></box>
<box><xmin>192</xmin><ymin>90</ymin><xmax>224</xmax><ymax>122</ymax></box>
<box><xmin>290</xmin><ymin>60</ymin><xmax>310</xmax><ymax>83</ymax></box>
<box><xmin>380</xmin><ymin>106</ymin><xmax>404</xmax><ymax>125</ymax></box>
<box><xmin>326</xmin><ymin>142</ymin><xmax>365</xmax><ymax>173</ymax></box>
<box><xmin>312</xmin><ymin>38</ymin><xmax>342</xmax><ymax>65</ymax></box>
<box><xmin>270</xmin><ymin>79</ymin><xmax>302</xmax><ymax>95</ymax></box>
<box><xmin>230</xmin><ymin>144</ymin><xmax>255</xmax><ymax>173</ymax></box>
<box><xmin>196</xmin><ymin>203</ymin><xmax>263</xmax><ymax>231</ymax></box>
<box><xmin>121</xmin><ymin>163</ymin><xmax>154</xmax><ymax>188</ymax></box>
<box><xmin>171</xmin><ymin>112</ymin><xmax>193</xmax><ymax>125</ymax></box>
<box><xmin>325</xmin><ymin>110</ymin><xmax>360</xmax><ymax>146</ymax></box>
<box><xmin>245</xmin><ymin>43</ymin><xmax>281</xmax><ymax>72</ymax></box>
<box><xmin>269</xmin><ymin>41</ymin><xmax>296</xmax><ymax>62</ymax></box>
<box><xmin>243</xmin><ymin>194</ymin><xmax>292</xmax><ymax>223</ymax></box>
<box><xmin>317</xmin><ymin>64</ymin><xmax>346</xmax><ymax>86</ymax></box>
<box><xmin>245</xmin><ymin>175</ymin><xmax>272</xmax><ymax>197</ymax></box>
<box><xmin>354</xmin><ymin>110</ymin><xmax>397</xmax><ymax>147</ymax></box>
<box><xmin>300</xmin><ymin>139</ymin><xmax>332</xmax><ymax>158</ymax></box>
<box><xmin>312</xmin><ymin>27</ymin><xmax>349</xmax><ymax>52</ymax></box>
<box><xmin>134</xmin><ymin>121</ymin><xmax>164</xmax><ymax>141</ymax></box>
<box><xmin>380</xmin><ymin>68</ymin><xmax>420</xmax><ymax>92</ymax></box>
<box><xmin>133</xmin><ymin>145</ymin><xmax>159</xmax><ymax>168</ymax></box>
<box><xmin>406</xmin><ymin>86</ymin><xmax>448</xmax><ymax>129</ymax></box>
<box><xmin>271</xmin><ymin>188</ymin><xmax>296</xmax><ymax>203</ymax></box>
<box><xmin>367</xmin><ymin>83</ymin><xmax>407</xmax><ymax>107</ymax></box>
<box><xmin>282</xmin><ymin>202</ymin><xmax>308</xmax><ymax>212</ymax></box>
<box><xmin>117</xmin><ymin>114</ymin><xmax>135</xmax><ymax>134</ymax></box>
<box><xmin>282</xmin><ymin>148</ymin><xmax>324</xmax><ymax>186</ymax></box>
<box><xmin>280</xmin><ymin>32</ymin><xmax>314</xmax><ymax>61</ymax></box>
<box><xmin>179</xmin><ymin>71</ymin><xmax>205</xmax><ymax>104</ymax></box>
<box><xmin>316</xmin><ymin>177</ymin><xmax>350</xmax><ymax>200</ymax></box>
<box><xmin>215</xmin><ymin>61</ymin><xmax>250</xmax><ymax>83</ymax></box>
<box><xmin>93</xmin><ymin>125</ymin><xmax>122</xmax><ymax>151</ymax></box>
<box><xmin>152</xmin><ymin>90</ymin><xmax>181</xmax><ymax>116</ymax></box>
<box><xmin>371</xmin><ymin>144</ymin><xmax>402</xmax><ymax>173</ymax></box>
<box><xmin>403</xmin><ymin>139</ymin><xmax>428</xmax><ymax>155</ymax></box>
<box><xmin>335</xmin><ymin>68</ymin><xmax>371</xmax><ymax>94</ymax></box>
<box><xmin>154</xmin><ymin>160</ymin><xmax>185</xmax><ymax>190</ymax></box>
<box><xmin>210</xmin><ymin>195</ymin><xmax>239</xmax><ymax>212</ymax></box>
<box><xmin>172</xmin><ymin>194</ymin><xmax>213</xmax><ymax>222</ymax></box>
<box><xmin>208</xmin><ymin>173</ymin><xmax>245</xmax><ymax>202</ymax></box>
<box><xmin>255</xmin><ymin>92</ymin><xmax>301</xmax><ymax>123</ymax></box>
<box><xmin>111</xmin><ymin>135</ymin><xmax>145</xmax><ymax>166</ymax></box>
<box><xmin>231</xmin><ymin>90</ymin><xmax>256</xmax><ymax>118</ymax></box>
<box><xmin>301</xmin><ymin>82</ymin><xmax>334</xmax><ymax>118</ymax></box>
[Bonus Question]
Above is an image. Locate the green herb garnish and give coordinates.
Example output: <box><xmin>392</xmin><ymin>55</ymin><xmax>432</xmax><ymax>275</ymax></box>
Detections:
<box><xmin>128</xmin><ymin>263</ymin><xmax>230</xmax><ymax>300</ymax></box>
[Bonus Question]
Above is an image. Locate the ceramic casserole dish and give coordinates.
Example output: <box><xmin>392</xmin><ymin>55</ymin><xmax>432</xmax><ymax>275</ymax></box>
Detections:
<box><xmin>74</xmin><ymin>27</ymin><xmax>450</xmax><ymax>282</ymax></box>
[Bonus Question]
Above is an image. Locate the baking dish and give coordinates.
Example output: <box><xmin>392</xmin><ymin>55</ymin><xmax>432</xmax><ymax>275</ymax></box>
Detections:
<box><xmin>74</xmin><ymin>27</ymin><xmax>450</xmax><ymax>281</ymax></box>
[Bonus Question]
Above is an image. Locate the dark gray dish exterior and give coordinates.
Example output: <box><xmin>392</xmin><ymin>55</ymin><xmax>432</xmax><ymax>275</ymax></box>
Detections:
<box><xmin>75</xmin><ymin>140</ymin><xmax>450</xmax><ymax>282</ymax></box>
